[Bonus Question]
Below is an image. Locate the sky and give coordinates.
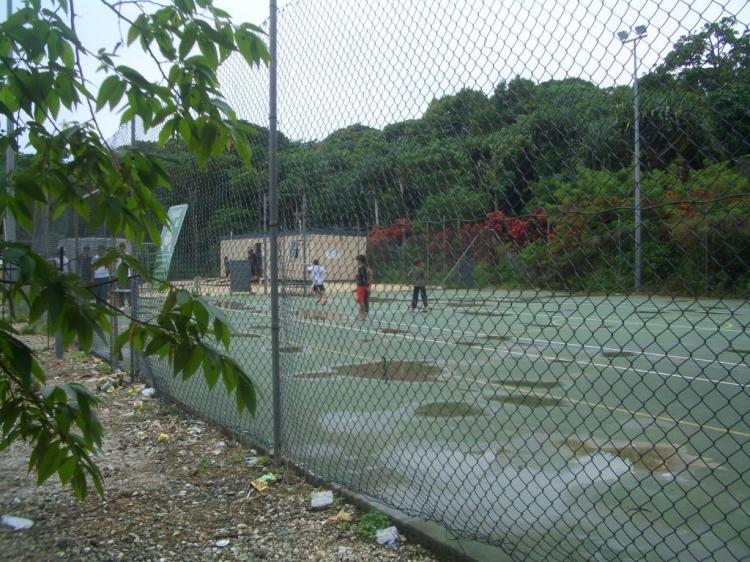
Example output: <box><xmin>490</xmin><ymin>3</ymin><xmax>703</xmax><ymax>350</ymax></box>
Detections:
<box><xmin>7</xmin><ymin>0</ymin><xmax>750</xmax><ymax>143</ymax></box>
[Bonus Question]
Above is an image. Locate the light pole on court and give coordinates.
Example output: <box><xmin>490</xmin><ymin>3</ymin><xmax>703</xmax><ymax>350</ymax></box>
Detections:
<box><xmin>618</xmin><ymin>25</ymin><xmax>647</xmax><ymax>292</ymax></box>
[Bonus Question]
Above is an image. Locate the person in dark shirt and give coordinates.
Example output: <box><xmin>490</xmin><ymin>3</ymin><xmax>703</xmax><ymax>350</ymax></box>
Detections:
<box><xmin>79</xmin><ymin>246</ymin><xmax>93</xmax><ymax>287</ymax></box>
<box><xmin>251</xmin><ymin>250</ymin><xmax>262</xmax><ymax>281</ymax></box>
<box><xmin>247</xmin><ymin>249</ymin><xmax>255</xmax><ymax>294</ymax></box>
<box><xmin>355</xmin><ymin>254</ymin><xmax>371</xmax><ymax>320</ymax></box>
<box><xmin>410</xmin><ymin>258</ymin><xmax>428</xmax><ymax>311</ymax></box>
<box><xmin>224</xmin><ymin>256</ymin><xmax>230</xmax><ymax>278</ymax></box>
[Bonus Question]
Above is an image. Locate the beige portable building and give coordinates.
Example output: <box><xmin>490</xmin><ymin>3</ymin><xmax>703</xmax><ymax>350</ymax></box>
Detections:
<box><xmin>219</xmin><ymin>229</ymin><xmax>366</xmax><ymax>282</ymax></box>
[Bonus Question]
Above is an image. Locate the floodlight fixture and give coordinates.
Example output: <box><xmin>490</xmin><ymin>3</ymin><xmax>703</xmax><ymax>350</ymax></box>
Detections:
<box><xmin>617</xmin><ymin>30</ymin><xmax>629</xmax><ymax>42</ymax></box>
<box><xmin>634</xmin><ymin>25</ymin><xmax>647</xmax><ymax>37</ymax></box>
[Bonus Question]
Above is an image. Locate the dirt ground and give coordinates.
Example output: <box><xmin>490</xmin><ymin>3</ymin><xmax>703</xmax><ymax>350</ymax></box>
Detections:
<box><xmin>0</xmin><ymin>336</ymin><xmax>440</xmax><ymax>562</ymax></box>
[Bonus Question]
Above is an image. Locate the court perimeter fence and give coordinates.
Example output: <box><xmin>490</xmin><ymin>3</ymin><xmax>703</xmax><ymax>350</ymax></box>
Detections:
<box><xmin>37</xmin><ymin>0</ymin><xmax>750</xmax><ymax>560</ymax></box>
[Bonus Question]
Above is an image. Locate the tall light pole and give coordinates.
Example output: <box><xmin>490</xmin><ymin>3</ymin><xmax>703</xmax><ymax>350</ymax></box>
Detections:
<box><xmin>618</xmin><ymin>25</ymin><xmax>647</xmax><ymax>292</ymax></box>
<box><xmin>4</xmin><ymin>0</ymin><xmax>16</xmax><ymax>248</ymax></box>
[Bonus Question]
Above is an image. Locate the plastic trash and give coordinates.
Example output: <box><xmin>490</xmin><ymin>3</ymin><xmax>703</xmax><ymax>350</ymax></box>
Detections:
<box><xmin>141</xmin><ymin>387</ymin><xmax>156</xmax><ymax>398</ymax></box>
<box><xmin>1</xmin><ymin>515</ymin><xmax>33</xmax><ymax>530</ymax></box>
<box><xmin>375</xmin><ymin>526</ymin><xmax>399</xmax><ymax>549</ymax></box>
<box><xmin>215</xmin><ymin>539</ymin><xmax>230</xmax><ymax>548</ymax></box>
<box><xmin>311</xmin><ymin>490</ymin><xmax>334</xmax><ymax>509</ymax></box>
<box><xmin>157</xmin><ymin>433</ymin><xmax>170</xmax><ymax>442</ymax></box>
<box><xmin>250</xmin><ymin>472</ymin><xmax>276</xmax><ymax>491</ymax></box>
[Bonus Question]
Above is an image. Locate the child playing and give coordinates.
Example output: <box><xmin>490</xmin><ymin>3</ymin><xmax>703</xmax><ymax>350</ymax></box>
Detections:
<box><xmin>355</xmin><ymin>254</ymin><xmax>371</xmax><ymax>320</ymax></box>
<box><xmin>306</xmin><ymin>259</ymin><xmax>327</xmax><ymax>304</ymax></box>
<box><xmin>410</xmin><ymin>258</ymin><xmax>428</xmax><ymax>311</ymax></box>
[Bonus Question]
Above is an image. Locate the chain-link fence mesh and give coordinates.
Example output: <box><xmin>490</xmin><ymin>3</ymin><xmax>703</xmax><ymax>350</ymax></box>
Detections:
<box><xmin>68</xmin><ymin>0</ymin><xmax>750</xmax><ymax>559</ymax></box>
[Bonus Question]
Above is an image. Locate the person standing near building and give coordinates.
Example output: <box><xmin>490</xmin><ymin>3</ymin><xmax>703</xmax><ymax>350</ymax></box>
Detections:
<box><xmin>355</xmin><ymin>254</ymin><xmax>371</xmax><ymax>320</ymax></box>
<box><xmin>306</xmin><ymin>259</ymin><xmax>327</xmax><ymax>304</ymax></box>
<box><xmin>224</xmin><ymin>256</ymin><xmax>230</xmax><ymax>278</ymax></box>
<box><xmin>79</xmin><ymin>246</ymin><xmax>93</xmax><ymax>287</ymax></box>
<box><xmin>93</xmin><ymin>245</ymin><xmax>110</xmax><ymax>304</ymax></box>
<box><xmin>410</xmin><ymin>258</ymin><xmax>428</xmax><ymax>311</ymax></box>
<box><xmin>114</xmin><ymin>242</ymin><xmax>132</xmax><ymax>309</ymax></box>
<box><xmin>247</xmin><ymin>248</ymin><xmax>255</xmax><ymax>294</ymax></box>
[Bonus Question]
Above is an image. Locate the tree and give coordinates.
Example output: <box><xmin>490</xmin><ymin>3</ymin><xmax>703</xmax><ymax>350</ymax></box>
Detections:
<box><xmin>0</xmin><ymin>0</ymin><xmax>268</xmax><ymax>498</ymax></box>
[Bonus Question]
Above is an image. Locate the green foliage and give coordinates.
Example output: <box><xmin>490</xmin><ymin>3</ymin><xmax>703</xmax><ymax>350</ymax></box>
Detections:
<box><xmin>0</xmin><ymin>0</ymin><xmax>267</xmax><ymax>498</ymax></box>
<box><xmin>353</xmin><ymin>510</ymin><xmax>393</xmax><ymax>540</ymax></box>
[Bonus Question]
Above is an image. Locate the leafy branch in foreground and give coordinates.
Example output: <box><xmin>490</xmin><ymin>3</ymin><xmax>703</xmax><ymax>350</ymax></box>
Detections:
<box><xmin>0</xmin><ymin>0</ymin><xmax>268</xmax><ymax>498</ymax></box>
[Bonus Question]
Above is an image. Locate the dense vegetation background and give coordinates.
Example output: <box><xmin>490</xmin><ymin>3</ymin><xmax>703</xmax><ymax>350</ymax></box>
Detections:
<box><xmin>35</xmin><ymin>18</ymin><xmax>750</xmax><ymax>294</ymax></box>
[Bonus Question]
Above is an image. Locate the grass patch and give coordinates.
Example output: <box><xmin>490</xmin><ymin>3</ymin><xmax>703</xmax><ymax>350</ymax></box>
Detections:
<box><xmin>415</xmin><ymin>401</ymin><xmax>483</xmax><ymax>418</ymax></box>
<box><xmin>353</xmin><ymin>511</ymin><xmax>393</xmax><ymax>541</ymax></box>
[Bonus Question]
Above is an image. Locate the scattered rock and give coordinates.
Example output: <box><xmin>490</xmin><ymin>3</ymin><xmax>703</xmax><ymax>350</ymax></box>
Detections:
<box><xmin>1</xmin><ymin>515</ymin><xmax>33</xmax><ymax>530</ymax></box>
<box><xmin>311</xmin><ymin>490</ymin><xmax>334</xmax><ymax>510</ymax></box>
<box><xmin>376</xmin><ymin>526</ymin><xmax>399</xmax><ymax>549</ymax></box>
<box><xmin>214</xmin><ymin>539</ymin><xmax>230</xmax><ymax>548</ymax></box>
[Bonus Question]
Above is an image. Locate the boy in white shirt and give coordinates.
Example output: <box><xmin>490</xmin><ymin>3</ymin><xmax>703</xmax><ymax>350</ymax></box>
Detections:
<box><xmin>306</xmin><ymin>259</ymin><xmax>327</xmax><ymax>304</ymax></box>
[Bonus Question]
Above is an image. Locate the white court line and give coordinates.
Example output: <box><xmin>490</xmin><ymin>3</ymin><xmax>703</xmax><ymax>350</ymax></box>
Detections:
<box><xmin>214</xmin><ymin>299</ymin><xmax>749</xmax><ymax>370</ymax></box>
<box><xmin>270</xmin><ymin>320</ymin><xmax>750</xmax><ymax>440</ymax></box>
<box><xmin>280</xmin><ymin>312</ymin><xmax>749</xmax><ymax>390</ymax></box>
<box><xmin>215</xmin><ymin>300</ymin><xmax>749</xmax><ymax>384</ymax></box>
<box><xmin>365</xmin><ymin>310</ymin><xmax>750</xmax><ymax>371</ymax></box>
<box><xmin>428</xmin><ymin>295</ymin><xmax>747</xmax><ymax>334</ymax></box>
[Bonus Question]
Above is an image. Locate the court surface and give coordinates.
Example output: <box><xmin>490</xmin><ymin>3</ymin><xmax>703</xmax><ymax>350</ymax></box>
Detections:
<box><xmin>140</xmin><ymin>286</ymin><xmax>750</xmax><ymax>560</ymax></box>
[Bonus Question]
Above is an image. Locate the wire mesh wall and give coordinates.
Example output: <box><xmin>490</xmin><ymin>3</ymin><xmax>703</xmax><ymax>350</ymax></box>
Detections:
<box><xmin>102</xmin><ymin>0</ymin><xmax>750</xmax><ymax>559</ymax></box>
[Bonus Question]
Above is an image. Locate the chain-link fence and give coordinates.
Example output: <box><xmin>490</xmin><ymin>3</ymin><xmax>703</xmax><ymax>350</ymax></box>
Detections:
<box><xmin>91</xmin><ymin>0</ymin><xmax>750</xmax><ymax>559</ymax></box>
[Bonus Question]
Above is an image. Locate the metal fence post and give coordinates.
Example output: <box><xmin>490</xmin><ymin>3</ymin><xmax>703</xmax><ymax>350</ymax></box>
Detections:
<box><xmin>269</xmin><ymin>0</ymin><xmax>282</xmax><ymax>465</ymax></box>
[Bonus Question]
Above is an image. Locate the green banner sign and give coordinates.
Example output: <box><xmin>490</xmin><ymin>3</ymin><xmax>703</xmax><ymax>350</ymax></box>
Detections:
<box><xmin>152</xmin><ymin>204</ymin><xmax>188</xmax><ymax>283</ymax></box>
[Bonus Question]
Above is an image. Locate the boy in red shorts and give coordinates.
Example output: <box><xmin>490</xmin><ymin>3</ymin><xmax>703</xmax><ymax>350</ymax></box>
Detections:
<box><xmin>355</xmin><ymin>254</ymin><xmax>371</xmax><ymax>320</ymax></box>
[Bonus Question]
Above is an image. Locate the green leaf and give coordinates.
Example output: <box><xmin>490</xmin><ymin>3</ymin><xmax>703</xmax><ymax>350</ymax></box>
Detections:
<box><xmin>236</xmin><ymin>373</ymin><xmax>256</xmax><ymax>416</ymax></box>
<box><xmin>179</xmin><ymin>25</ymin><xmax>198</xmax><ymax>60</ymax></box>
<box><xmin>127</xmin><ymin>24</ymin><xmax>141</xmax><ymax>46</ymax></box>
<box><xmin>96</xmin><ymin>75</ymin><xmax>120</xmax><ymax>111</ymax></box>
<box><xmin>116</xmin><ymin>262</ymin><xmax>128</xmax><ymax>289</ymax></box>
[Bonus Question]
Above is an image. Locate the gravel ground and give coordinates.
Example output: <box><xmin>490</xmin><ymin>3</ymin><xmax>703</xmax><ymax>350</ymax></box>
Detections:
<box><xmin>0</xmin><ymin>337</ymin><xmax>440</xmax><ymax>562</ymax></box>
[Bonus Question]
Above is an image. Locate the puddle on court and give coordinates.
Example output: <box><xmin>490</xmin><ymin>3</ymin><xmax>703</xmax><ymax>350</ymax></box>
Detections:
<box><xmin>231</xmin><ymin>332</ymin><xmax>263</xmax><ymax>339</ymax></box>
<box><xmin>601</xmin><ymin>349</ymin><xmax>639</xmax><ymax>358</ymax></box>
<box><xmin>415</xmin><ymin>401</ymin><xmax>484</xmax><ymax>418</ymax></box>
<box><xmin>301</xmin><ymin>310</ymin><xmax>345</xmax><ymax>321</ymax></box>
<box><xmin>218</xmin><ymin>301</ymin><xmax>249</xmax><ymax>310</ymax></box>
<box><xmin>565</xmin><ymin>437</ymin><xmax>721</xmax><ymax>475</ymax></box>
<box><xmin>381</xmin><ymin>328</ymin><xmax>410</xmax><ymax>335</ymax></box>
<box><xmin>489</xmin><ymin>394</ymin><xmax>562</xmax><ymax>408</ymax></box>
<box><xmin>494</xmin><ymin>380</ymin><xmax>560</xmax><ymax>389</ymax></box>
<box><xmin>486</xmin><ymin>335</ymin><xmax>513</xmax><ymax>342</ymax></box>
<box><xmin>298</xmin><ymin>360</ymin><xmax>441</xmax><ymax>382</ymax></box>
<box><xmin>462</xmin><ymin>310</ymin><xmax>509</xmax><ymax>317</ymax></box>
<box><xmin>280</xmin><ymin>345</ymin><xmax>304</xmax><ymax>353</ymax></box>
